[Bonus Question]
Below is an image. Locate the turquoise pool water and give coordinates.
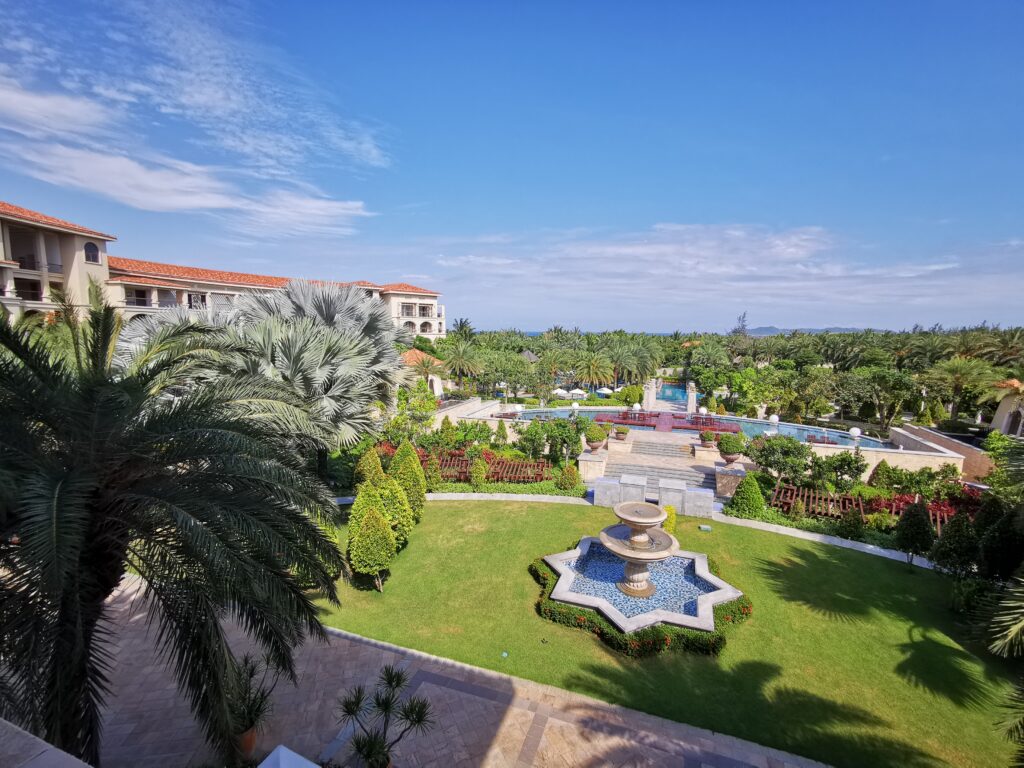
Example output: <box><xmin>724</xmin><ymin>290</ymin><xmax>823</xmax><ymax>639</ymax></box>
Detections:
<box><xmin>512</xmin><ymin>408</ymin><xmax>889</xmax><ymax>448</ymax></box>
<box><xmin>657</xmin><ymin>383</ymin><xmax>702</xmax><ymax>403</ymax></box>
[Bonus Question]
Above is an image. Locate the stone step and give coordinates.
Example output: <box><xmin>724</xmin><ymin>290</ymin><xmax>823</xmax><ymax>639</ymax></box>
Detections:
<box><xmin>603</xmin><ymin>462</ymin><xmax>716</xmax><ymax>492</ymax></box>
<box><xmin>629</xmin><ymin>441</ymin><xmax>692</xmax><ymax>458</ymax></box>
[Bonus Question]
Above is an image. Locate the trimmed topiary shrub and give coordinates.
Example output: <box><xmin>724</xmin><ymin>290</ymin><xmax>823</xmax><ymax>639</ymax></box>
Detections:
<box><xmin>356</xmin><ymin>448</ymin><xmax>387</xmax><ymax>487</ymax></box>
<box><xmin>584</xmin><ymin>423</ymin><xmax>606</xmax><ymax>445</ymax></box>
<box><xmin>424</xmin><ymin>453</ymin><xmax>443</xmax><ymax>492</ymax></box>
<box><xmin>835</xmin><ymin>505</ymin><xmax>865</xmax><ymax>540</ymax></box>
<box><xmin>555</xmin><ymin>464</ymin><xmax>580</xmax><ymax>491</ymax></box>
<box><xmin>979</xmin><ymin>509</ymin><xmax>1024</xmax><ymax>580</ymax></box>
<box><xmin>348</xmin><ymin>482</ymin><xmax>385</xmax><ymax>537</ymax></box>
<box><xmin>726</xmin><ymin>474</ymin><xmax>767</xmax><ymax>519</ymax></box>
<box><xmin>787</xmin><ymin>498</ymin><xmax>806</xmax><ymax>521</ymax></box>
<box><xmin>929</xmin><ymin>510</ymin><xmax>978</xmax><ymax>579</ymax></box>
<box><xmin>894</xmin><ymin>501</ymin><xmax>935</xmax><ymax>568</ymax></box>
<box><xmin>715</xmin><ymin>404</ymin><xmax>727</xmax><ymax>415</ymax></box>
<box><xmin>389</xmin><ymin>439</ymin><xmax>427</xmax><ymax>522</ymax></box>
<box><xmin>663</xmin><ymin>504</ymin><xmax>677</xmax><ymax>535</ymax></box>
<box><xmin>747</xmin><ymin>470</ymin><xmax>777</xmax><ymax>500</ymax></box>
<box><xmin>378</xmin><ymin>476</ymin><xmax>415</xmax><ymax>549</ymax></box>
<box><xmin>529</xmin><ymin>558</ymin><xmax>751</xmax><ymax>658</ymax></box>
<box><xmin>469</xmin><ymin>457</ymin><xmax>488</xmax><ymax>489</ymax></box>
<box><xmin>493</xmin><ymin>419</ymin><xmax>509</xmax><ymax>447</ymax></box>
<box><xmin>348</xmin><ymin>506</ymin><xmax>396</xmax><ymax>592</ymax></box>
<box><xmin>716</xmin><ymin>433</ymin><xmax>747</xmax><ymax>456</ymax></box>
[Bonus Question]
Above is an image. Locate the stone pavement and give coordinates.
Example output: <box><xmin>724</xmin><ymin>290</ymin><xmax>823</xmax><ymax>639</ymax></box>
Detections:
<box><xmin>99</xmin><ymin>585</ymin><xmax>826</xmax><ymax>768</ymax></box>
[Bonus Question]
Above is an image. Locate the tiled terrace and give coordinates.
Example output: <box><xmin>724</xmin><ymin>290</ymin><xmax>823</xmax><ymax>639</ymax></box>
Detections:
<box><xmin>99</xmin><ymin>583</ymin><xmax>824</xmax><ymax>768</ymax></box>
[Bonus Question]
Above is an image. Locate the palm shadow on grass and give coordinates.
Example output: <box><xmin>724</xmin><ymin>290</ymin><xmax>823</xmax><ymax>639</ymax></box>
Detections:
<box><xmin>895</xmin><ymin>626</ymin><xmax>993</xmax><ymax>710</ymax></box>
<box><xmin>564</xmin><ymin>658</ymin><xmax>943</xmax><ymax>768</ymax></box>
<box><xmin>754</xmin><ymin>544</ymin><xmax>1005</xmax><ymax>710</ymax></box>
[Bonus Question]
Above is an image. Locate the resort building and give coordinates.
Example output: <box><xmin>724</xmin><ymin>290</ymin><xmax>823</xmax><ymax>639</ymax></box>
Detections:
<box><xmin>0</xmin><ymin>201</ymin><xmax>446</xmax><ymax>339</ymax></box>
<box><xmin>990</xmin><ymin>378</ymin><xmax>1024</xmax><ymax>437</ymax></box>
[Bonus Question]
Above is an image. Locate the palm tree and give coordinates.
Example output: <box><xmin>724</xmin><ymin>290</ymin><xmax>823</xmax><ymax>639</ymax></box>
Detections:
<box><xmin>925</xmin><ymin>356</ymin><xmax>996</xmax><ymax>420</ymax></box>
<box><xmin>450</xmin><ymin>317</ymin><xmax>475</xmax><ymax>341</ymax></box>
<box><xmin>574</xmin><ymin>350</ymin><xmax>613</xmax><ymax>389</ymax></box>
<box><xmin>983</xmin><ymin>328</ymin><xmax>1024</xmax><ymax>368</ymax></box>
<box><xmin>124</xmin><ymin>281</ymin><xmax>407</xmax><ymax>449</ymax></box>
<box><xmin>0</xmin><ymin>294</ymin><xmax>343</xmax><ymax>764</ymax></box>
<box><xmin>444</xmin><ymin>338</ymin><xmax>480</xmax><ymax>389</ymax></box>
<box><xmin>411</xmin><ymin>355</ymin><xmax>445</xmax><ymax>386</ymax></box>
<box><xmin>980</xmin><ymin>364</ymin><xmax>1024</xmax><ymax>416</ymax></box>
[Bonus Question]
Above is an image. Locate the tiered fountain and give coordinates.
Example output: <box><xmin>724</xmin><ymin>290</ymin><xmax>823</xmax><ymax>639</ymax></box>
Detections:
<box><xmin>544</xmin><ymin>501</ymin><xmax>742</xmax><ymax>633</ymax></box>
<box><xmin>598</xmin><ymin>501</ymin><xmax>679</xmax><ymax>597</ymax></box>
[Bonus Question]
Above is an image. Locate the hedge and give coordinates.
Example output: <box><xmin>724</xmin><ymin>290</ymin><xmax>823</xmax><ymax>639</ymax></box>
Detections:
<box><xmin>431</xmin><ymin>480</ymin><xmax>587</xmax><ymax>497</ymax></box>
<box><xmin>528</xmin><ymin>557</ymin><xmax>752</xmax><ymax>658</ymax></box>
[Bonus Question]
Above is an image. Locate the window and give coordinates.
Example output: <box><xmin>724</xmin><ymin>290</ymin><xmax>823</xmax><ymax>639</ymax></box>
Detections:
<box><xmin>418</xmin><ymin>305</ymin><xmax>433</xmax><ymax>317</ymax></box>
<box><xmin>126</xmin><ymin>288</ymin><xmax>149</xmax><ymax>307</ymax></box>
<box><xmin>403</xmin><ymin>321</ymin><xmax>416</xmax><ymax>332</ymax></box>
<box><xmin>187</xmin><ymin>293</ymin><xmax>207</xmax><ymax>309</ymax></box>
<box><xmin>84</xmin><ymin>242</ymin><xmax>100</xmax><ymax>264</ymax></box>
<box><xmin>401</xmin><ymin>303</ymin><xmax>415</xmax><ymax>317</ymax></box>
<box><xmin>420</xmin><ymin>321</ymin><xmax>433</xmax><ymax>334</ymax></box>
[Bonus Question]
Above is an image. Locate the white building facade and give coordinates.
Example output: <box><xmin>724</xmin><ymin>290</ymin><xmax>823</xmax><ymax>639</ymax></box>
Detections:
<box><xmin>0</xmin><ymin>202</ymin><xmax>446</xmax><ymax>340</ymax></box>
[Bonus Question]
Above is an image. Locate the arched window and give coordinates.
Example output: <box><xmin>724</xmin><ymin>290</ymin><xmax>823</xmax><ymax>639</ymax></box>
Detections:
<box><xmin>403</xmin><ymin>321</ymin><xmax>416</xmax><ymax>332</ymax></box>
<box><xmin>420</xmin><ymin>321</ymin><xmax>432</xmax><ymax>334</ymax></box>
<box><xmin>84</xmin><ymin>242</ymin><xmax>100</xmax><ymax>264</ymax></box>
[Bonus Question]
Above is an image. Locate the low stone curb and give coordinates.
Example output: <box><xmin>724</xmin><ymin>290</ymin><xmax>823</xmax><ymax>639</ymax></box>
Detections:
<box><xmin>336</xmin><ymin>492</ymin><xmax>933</xmax><ymax>568</ymax></box>
<box><xmin>425</xmin><ymin>492</ymin><xmax>591</xmax><ymax>504</ymax></box>
<box><xmin>710</xmin><ymin>511</ymin><xmax>935</xmax><ymax>569</ymax></box>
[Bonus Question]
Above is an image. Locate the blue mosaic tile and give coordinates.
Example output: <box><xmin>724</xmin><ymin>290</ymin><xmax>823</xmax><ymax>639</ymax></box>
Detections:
<box><xmin>565</xmin><ymin>544</ymin><xmax>718</xmax><ymax>618</ymax></box>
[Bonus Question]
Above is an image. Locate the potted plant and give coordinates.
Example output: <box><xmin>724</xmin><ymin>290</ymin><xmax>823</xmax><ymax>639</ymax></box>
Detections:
<box><xmin>337</xmin><ymin>664</ymin><xmax>435</xmax><ymax>767</ymax></box>
<box><xmin>584</xmin><ymin>422</ymin><xmax>607</xmax><ymax>450</ymax></box>
<box><xmin>716</xmin><ymin>433</ymin><xmax>747</xmax><ymax>464</ymax></box>
<box><xmin>228</xmin><ymin>653</ymin><xmax>280</xmax><ymax>762</ymax></box>
<box><xmin>614</xmin><ymin>425</ymin><xmax>629</xmax><ymax>440</ymax></box>
<box><xmin>699</xmin><ymin>430</ymin><xmax>717</xmax><ymax>447</ymax></box>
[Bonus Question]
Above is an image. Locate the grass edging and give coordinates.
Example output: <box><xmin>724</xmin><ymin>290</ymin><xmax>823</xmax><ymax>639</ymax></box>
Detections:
<box><xmin>529</xmin><ymin>555</ymin><xmax>752</xmax><ymax>658</ymax></box>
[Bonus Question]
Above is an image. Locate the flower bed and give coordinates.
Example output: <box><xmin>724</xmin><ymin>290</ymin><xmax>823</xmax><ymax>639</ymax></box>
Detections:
<box><xmin>869</xmin><ymin>486</ymin><xmax>981</xmax><ymax>535</ymax></box>
<box><xmin>528</xmin><ymin>556</ymin><xmax>752</xmax><ymax>657</ymax></box>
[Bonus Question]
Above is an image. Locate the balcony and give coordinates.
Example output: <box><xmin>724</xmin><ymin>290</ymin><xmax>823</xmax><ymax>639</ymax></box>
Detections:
<box><xmin>125</xmin><ymin>297</ymin><xmax>150</xmax><ymax>307</ymax></box>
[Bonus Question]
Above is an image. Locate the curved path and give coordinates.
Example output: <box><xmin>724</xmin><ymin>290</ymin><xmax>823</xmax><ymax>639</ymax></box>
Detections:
<box><xmin>99</xmin><ymin>581</ymin><xmax>826</xmax><ymax>768</ymax></box>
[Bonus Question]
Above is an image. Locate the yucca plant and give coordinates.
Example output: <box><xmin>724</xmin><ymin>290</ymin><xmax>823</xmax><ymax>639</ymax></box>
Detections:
<box><xmin>336</xmin><ymin>664</ymin><xmax>434</xmax><ymax>767</ymax></box>
<box><xmin>0</xmin><ymin>289</ymin><xmax>344</xmax><ymax>765</ymax></box>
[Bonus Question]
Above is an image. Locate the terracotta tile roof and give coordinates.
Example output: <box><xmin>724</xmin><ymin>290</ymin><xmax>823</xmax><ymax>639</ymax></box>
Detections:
<box><xmin>108</xmin><ymin>256</ymin><xmax>289</xmax><ymax>288</ymax></box>
<box><xmin>995</xmin><ymin>378</ymin><xmax>1023</xmax><ymax>389</ymax></box>
<box><xmin>0</xmin><ymin>200</ymin><xmax>116</xmax><ymax>240</ymax></box>
<box><xmin>401</xmin><ymin>349</ymin><xmax>444</xmax><ymax>367</ymax></box>
<box><xmin>378</xmin><ymin>282</ymin><xmax>439</xmax><ymax>296</ymax></box>
<box><xmin>107</xmin><ymin>275</ymin><xmax>190</xmax><ymax>289</ymax></box>
<box><xmin>108</xmin><ymin>256</ymin><xmax>441</xmax><ymax>296</ymax></box>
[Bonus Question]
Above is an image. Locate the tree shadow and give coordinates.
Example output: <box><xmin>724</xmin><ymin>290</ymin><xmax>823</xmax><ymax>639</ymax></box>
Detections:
<box><xmin>563</xmin><ymin>658</ymin><xmax>943</xmax><ymax>768</ymax></box>
<box><xmin>894</xmin><ymin>626</ymin><xmax>992</xmax><ymax>710</ymax></box>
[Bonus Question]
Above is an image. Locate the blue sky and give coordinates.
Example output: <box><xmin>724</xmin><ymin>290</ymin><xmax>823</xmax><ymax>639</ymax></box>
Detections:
<box><xmin>1</xmin><ymin>1</ymin><xmax>1021</xmax><ymax>331</ymax></box>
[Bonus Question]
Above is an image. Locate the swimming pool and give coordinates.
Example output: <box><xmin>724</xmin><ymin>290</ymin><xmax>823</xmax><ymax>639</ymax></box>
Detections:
<box><xmin>510</xmin><ymin>408</ymin><xmax>889</xmax><ymax>448</ymax></box>
<box><xmin>657</xmin><ymin>382</ymin><xmax>701</xmax><ymax>403</ymax></box>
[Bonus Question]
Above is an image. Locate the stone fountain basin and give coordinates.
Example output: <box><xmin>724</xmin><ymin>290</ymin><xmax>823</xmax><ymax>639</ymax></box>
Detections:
<box><xmin>544</xmin><ymin>537</ymin><xmax>744</xmax><ymax>633</ymax></box>
<box><xmin>599</xmin><ymin>524</ymin><xmax>679</xmax><ymax>563</ymax></box>
<box><xmin>613</xmin><ymin>501</ymin><xmax>666</xmax><ymax>528</ymax></box>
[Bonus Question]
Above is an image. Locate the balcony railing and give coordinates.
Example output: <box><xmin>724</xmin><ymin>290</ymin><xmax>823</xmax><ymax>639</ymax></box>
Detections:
<box><xmin>125</xmin><ymin>298</ymin><xmax>150</xmax><ymax>307</ymax></box>
<box><xmin>16</xmin><ymin>290</ymin><xmax>42</xmax><ymax>301</ymax></box>
<box><xmin>15</xmin><ymin>256</ymin><xmax>37</xmax><ymax>270</ymax></box>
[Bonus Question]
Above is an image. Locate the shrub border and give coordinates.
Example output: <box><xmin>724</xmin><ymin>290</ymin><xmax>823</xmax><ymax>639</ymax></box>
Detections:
<box><xmin>528</xmin><ymin>555</ymin><xmax>752</xmax><ymax>658</ymax></box>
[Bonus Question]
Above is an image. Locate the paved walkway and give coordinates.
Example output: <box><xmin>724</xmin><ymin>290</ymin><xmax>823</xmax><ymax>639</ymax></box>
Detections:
<box><xmin>99</xmin><ymin>584</ymin><xmax>825</xmax><ymax>768</ymax></box>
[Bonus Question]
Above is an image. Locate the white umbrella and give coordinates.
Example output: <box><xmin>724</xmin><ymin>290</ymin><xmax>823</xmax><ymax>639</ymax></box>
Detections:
<box><xmin>552</xmin><ymin>388</ymin><xmax>570</xmax><ymax>397</ymax></box>
<box><xmin>632</xmin><ymin>402</ymin><xmax>642</xmax><ymax>411</ymax></box>
<box><xmin>596</xmin><ymin>387</ymin><xmax>613</xmax><ymax>395</ymax></box>
<box><xmin>496</xmin><ymin>381</ymin><xmax>508</xmax><ymax>389</ymax></box>
<box><xmin>569</xmin><ymin>388</ymin><xmax>587</xmax><ymax>399</ymax></box>
<box><xmin>613</xmin><ymin>386</ymin><xmax>624</xmax><ymax>392</ymax></box>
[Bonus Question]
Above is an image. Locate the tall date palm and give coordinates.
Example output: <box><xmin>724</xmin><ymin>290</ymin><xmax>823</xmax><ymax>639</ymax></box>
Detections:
<box><xmin>0</xmin><ymin>295</ymin><xmax>343</xmax><ymax>764</ymax></box>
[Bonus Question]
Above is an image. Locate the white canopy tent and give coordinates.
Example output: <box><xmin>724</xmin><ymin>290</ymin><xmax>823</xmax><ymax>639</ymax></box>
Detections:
<box><xmin>568</xmin><ymin>388</ymin><xmax>588</xmax><ymax>399</ymax></box>
<box><xmin>552</xmin><ymin>388</ymin><xmax>570</xmax><ymax>397</ymax></box>
<box><xmin>596</xmin><ymin>387</ymin><xmax>613</xmax><ymax>395</ymax></box>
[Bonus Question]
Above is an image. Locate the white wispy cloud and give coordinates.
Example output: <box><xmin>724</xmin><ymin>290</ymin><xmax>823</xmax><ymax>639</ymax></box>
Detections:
<box><xmin>436</xmin><ymin>254</ymin><xmax>521</xmax><ymax>267</ymax></box>
<box><xmin>0</xmin><ymin>0</ymin><xmax>382</xmax><ymax>239</ymax></box>
<box><xmin>423</xmin><ymin>223</ymin><xmax>1016</xmax><ymax>329</ymax></box>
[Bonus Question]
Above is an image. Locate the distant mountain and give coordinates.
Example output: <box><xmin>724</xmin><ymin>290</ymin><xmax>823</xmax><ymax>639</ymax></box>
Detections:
<box><xmin>748</xmin><ymin>326</ymin><xmax>866</xmax><ymax>336</ymax></box>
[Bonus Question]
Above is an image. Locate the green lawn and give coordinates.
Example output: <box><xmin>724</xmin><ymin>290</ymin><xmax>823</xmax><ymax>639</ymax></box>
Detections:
<box><xmin>316</xmin><ymin>501</ymin><xmax>1017</xmax><ymax>768</ymax></box>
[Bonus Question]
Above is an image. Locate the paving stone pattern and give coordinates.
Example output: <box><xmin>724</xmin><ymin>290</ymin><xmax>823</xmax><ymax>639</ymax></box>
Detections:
<box><xmin>98</xmin><ymin>584</ymin><xmax>826</xmax><ymax>768</ymax></box>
